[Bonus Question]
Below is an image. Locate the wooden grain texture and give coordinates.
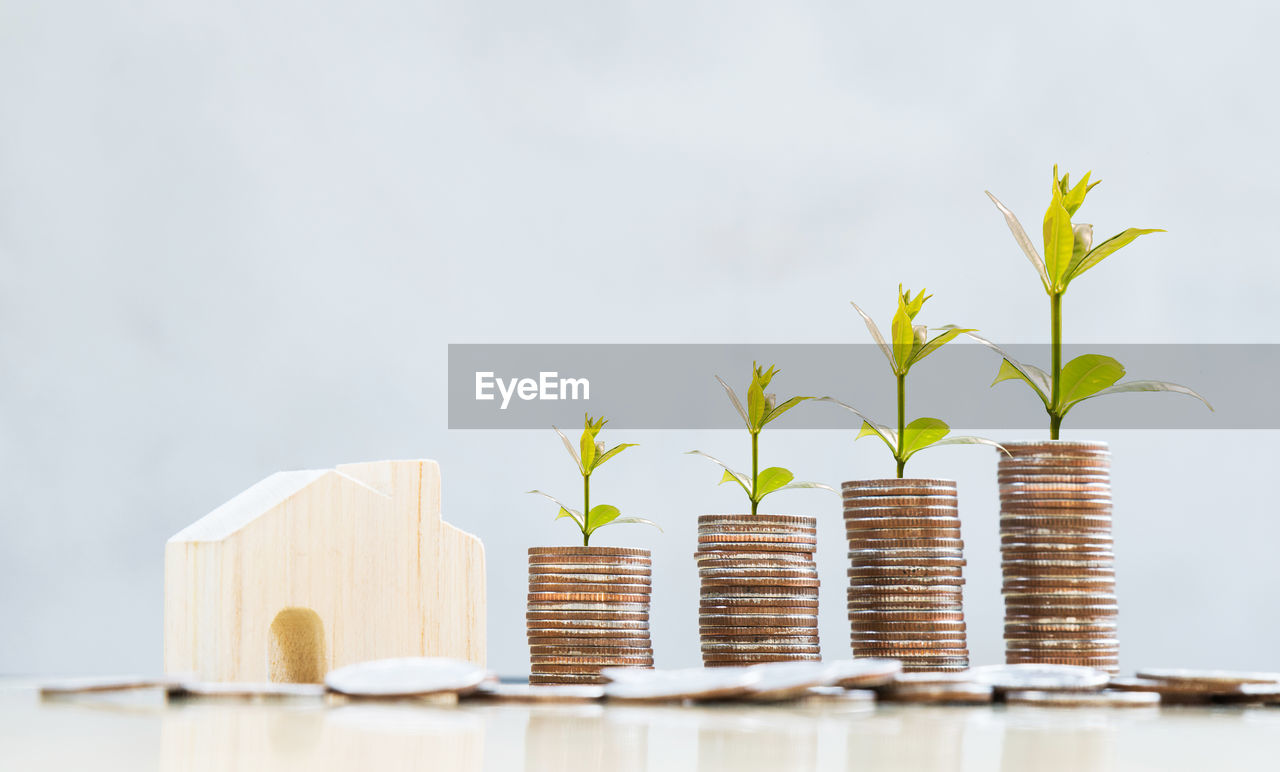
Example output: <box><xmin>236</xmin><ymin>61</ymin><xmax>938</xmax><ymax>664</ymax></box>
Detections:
<box><xmin>164</xmin><ymin>460</ymin><xmax>485</xmax><ymax>682</ymax></box>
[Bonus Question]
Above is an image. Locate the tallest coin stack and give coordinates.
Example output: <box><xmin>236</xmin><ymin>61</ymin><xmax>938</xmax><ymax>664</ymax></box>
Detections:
<box><xmin>997</xmin><ymin>441</ymin><xmax>1119</xmax><ymax>673</ymax></box>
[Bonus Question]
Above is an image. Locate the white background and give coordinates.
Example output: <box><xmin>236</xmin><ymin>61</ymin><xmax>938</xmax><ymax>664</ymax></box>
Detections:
<box><xmin>2</xmin><ymin>0</ymin><xmax>1277</xmax><ymax>677</ymax></box>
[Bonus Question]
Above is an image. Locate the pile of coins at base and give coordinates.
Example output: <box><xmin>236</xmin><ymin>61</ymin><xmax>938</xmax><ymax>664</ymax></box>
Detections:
<box><xmin>38</xmin><ymin>661</ymin><xmax>1280</xmax><ymax>709</ymax></box>
<box><xmin>526</xmin><ymin>546</ymin><xmax>655</xmax><ymax>685</ymax></box>
<box><xmin>842</xmin><ymin>479</ymin><xmax>969</xmax><ymax>671</ymax></box>
<box><xmin>997</xmin><ymin>442</ymin><xmax>1119</xmax><ymax>672</ymax></box>
<box><xmin>696</xmin><ymin>515</ymin><xmax>821</xmax><ymax>666</ymax></box>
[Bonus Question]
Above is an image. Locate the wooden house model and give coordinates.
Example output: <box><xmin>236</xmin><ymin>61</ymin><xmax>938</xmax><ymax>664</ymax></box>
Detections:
<box><xmin>164</xmin><ymin>459</ymin><xmax>485</xmax><ymax>682</ymax></box>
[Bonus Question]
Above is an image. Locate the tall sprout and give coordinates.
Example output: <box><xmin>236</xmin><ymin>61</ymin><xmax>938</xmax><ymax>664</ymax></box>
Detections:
<box><xmin>982</xmin><ymin>167</ymin><xmax>1211</xmax><ymax>437</ymax></box>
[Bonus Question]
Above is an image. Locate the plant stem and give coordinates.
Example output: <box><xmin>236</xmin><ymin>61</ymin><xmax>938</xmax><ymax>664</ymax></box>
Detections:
<box><xmin>750</xmin><ymin>430</ymin><xmax>759</xmax><ymax>515</ymax></box>
<box><xmin>1050</xmin><ymin>291</ymin><xmax>1063</xmax><ymax>440</ymax></box>
<box><xmin>896</xmin><ymin>372</ymin><xmax>907</xmax><ymax>478</ymax></box>
<box><xmin>582</xmin><ymin>472</ymin><xmax>591</xmax><ymax>546</ymax></box>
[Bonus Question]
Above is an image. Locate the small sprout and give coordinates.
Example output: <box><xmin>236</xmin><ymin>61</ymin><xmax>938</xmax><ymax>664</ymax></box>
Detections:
<box><xmin>822</xmin><ymin>286</ymin><xmax>1003</xmax><ymax>478</ymax></box>
<box><xmin>688</xmin><ymin>362</ymin><xmax>833</xmax><ymax>515</ymax></box>
<box><xmin>529</xmin><ymin>413</ymin><xmax>660</xmax><ymax>546</ymax></box>
<box><xmin>982</xmin><ymin>167</ymin><xmax>1211</xmax><ymax>437</ymax></box>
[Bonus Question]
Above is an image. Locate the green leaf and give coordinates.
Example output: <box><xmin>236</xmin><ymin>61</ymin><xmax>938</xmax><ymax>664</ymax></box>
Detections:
<box><xmin>986</xmin><ymin>191</ymin><xmax>1050</xmax><ymax>291</ymax></box>
<box><xmin>747</xmin><ymin>378</ymin><xmax>769</xmax><ymax>432</ymax></box>
<box><xmin>1064</xmin><ymin>379</ymin><xmax>1213</xmax><ymax>415</ymax></box>
<box><xmin>850</xmin><ymin>301</ymin><xmax>895</xmax><ymax>370</ymax></box>
<box><xmin>1062</xmin><ymin>170</ymin><xmax>1093</xmax><ymax>215</ymax></box>
<box><xmin>715</xmin><ymin>375</ymin><xmax>750</xmax><ymax>429</ymax></box>
<box><xmin>775</xmin><ymin>481</ymin><xmax>837</xmax><ymax>493</ymax></box>
<box><xmin>763</xmin><ymin>396</ymin><xmax>811</xmax><ymax>426</ymax></box>
<box><xmin>592</xmin><ymin>443</ymin><xmax>637</xmax><ymax>471</ymax></box>
<box><xmin>687</xmin><ymin>450</ymin><xmax>751</xmax><ymax>492</ymax></box>
<box><xmin>552</xmin><ymin>426</ymin><xmax>583</xmax><ymax>474</ymax></box>
<box><xmin>1065</xmin><ymin>227</ymin><xmax>1164</xmax><ymax>285</ymax></box>
<box><xmin>584</xmin><ymin>504</ymin><xmax>622</xmax><ymax>534</ymax></box>
<box><xmin>718</xmin><ymin>469</ymin><xmax>749</xmax><ymax>492</ymax></box>
<box><xmin>815</xmin><ymin>397</ymin><xmax>897</xmax><ymax>449</ymax></box>
<box><xmin>991</xmin><ymin>358</ymin><xmax>1053</xmax><ymax>409</ymax></box>
<box><xmin>579</xmin><ymin>417</ymin><xmax>600</xmax><ymax>472</ymax></box>
<box><xmin>891</xmin><ymin>290</ymin><xmax>918</xmax><ymax>373</ymax></box>
<box><xmin>857</xmin><ymin>421</ymin><xmax>900</xmax><ymax>453</ymax></box>
<box><xmin>753</xmin><ymin>467</ymin><xmax>795</xmax><ymax>498</ymax></box>
<box><xmin>1042</xmin><ymin>179</ymin><xmax>1076</xmax><ymax>289</ymax></box>
<box><xmin>901</xmin><ymin>417</ymin><xmax>951</xmax><ymax>458</ymax></box>
<box><xmin>908</xmin><ymin>325</ymin><xmax>977</xmax><ymax>368</ymax></box>
<box><xmin>921</xmin><ymin>435</ymin><xmax>1009</xmax><ymax>456</ymax></box>
<box><xmin>555</xmin><ymin>508</ymin><xmax>584</xmax><ymax>528</ymax></box>
<box><xmin>528</xmin><ymin>490</ymin><xmax>584</xmax><ymax>528</ymax></box>
<box><xmin>609</xmin><ymin>516</ymin><xmax>664</xmax><ymax>533</ymax></box>
<box><xmin>1057</xmin><ymin>354</ymin><xmax>1126</xmax><ymax>408</ymax></box>
<box><xmin>967</xmin><ymin>332</ymin><xmax>1052</xmax><ymax>409</ymax></box>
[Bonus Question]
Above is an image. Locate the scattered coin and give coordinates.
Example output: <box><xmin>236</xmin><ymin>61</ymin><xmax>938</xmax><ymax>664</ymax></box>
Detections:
<box><xmin>172</xmin><ymin>681</ymin><xmax>328</xmax><ymax>700</ymax></box>
<box><xmin>1134</xmin><ymin>668</ymin><xmax>1280</xmax><ymax>687</ymax></box>
<box><xmin>827</xmin><ymin>658</ymin><xmax>903</xmax><ymax>687</ymax></box>
<box><xmin>1004</xmin><ymin>689</ymin><xmax>1159</xmax><ymax>707</ymax></box>
<box><xmin>38</xmin><ymin>675</ymin><xmax>176</xmax><ymax>696</ymax></box>
<box><xmin>740</xmin><ymin>661</ymin><xmax>839</xmax><ymax>701</ymax></box>
<box><xmin>324</xmin><ymin>657</ymin><xmax>489</xmax><ymax>697</ymax></box>
<box><xmin>602</xmin><ymin>666</ymin><xmax>759</xmax><ymax>702</ymax></box>
<box><xmin>883</xmin><ymin>681</ymin><xmax>993</xmax><ymax>704</ymax></box>
<box><xmin>968</xmin><ymin>664</ymin><xmax>1110</xmax><ymax>691</ymax></box>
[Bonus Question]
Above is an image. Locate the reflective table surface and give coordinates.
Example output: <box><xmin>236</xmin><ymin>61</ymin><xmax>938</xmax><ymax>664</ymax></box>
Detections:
<box><xmin>3</xmin><ymin>680</ymin><xmax>1279</xmax><ymax>771</ymax></box>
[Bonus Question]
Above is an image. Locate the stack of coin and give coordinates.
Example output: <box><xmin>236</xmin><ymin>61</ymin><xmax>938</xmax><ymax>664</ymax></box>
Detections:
<box><xmin>696</xmin><ymin>515</ymin><xmax>821</xmax><ymax>667</ymax></box>
<box><xmin>527</xmin><ymin>547</ymin><xmax>655</xmax><ymax>685</ymax></box>
<box><xmin>842</xmin><ymin>479</ymin><xmax>969</xmax><ymax>672</ymax></box>
<box><xmin>997</xmin><ymin>441</ymin><xmax>1119</xmax><ymax>673</ymax></box>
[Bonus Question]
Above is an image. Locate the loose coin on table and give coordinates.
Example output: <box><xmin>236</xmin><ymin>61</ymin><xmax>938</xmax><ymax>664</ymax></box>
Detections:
<box><xmin>1004</xmin><ymin>690</ymin><xmax>1160</xmax><ymax>708</ymax></box>
<box><xmin>324</xmin><ymin>657</ymin><xmax>490</xmax><ymax>698</ymax></box>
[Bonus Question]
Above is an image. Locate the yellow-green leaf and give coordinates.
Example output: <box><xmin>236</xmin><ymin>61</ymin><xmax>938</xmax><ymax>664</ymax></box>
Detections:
<box><xmin>902</xmin><ymin>417</ymin><xmax>951</xmax><ymax>458</ymax></box>
<box><xmin>1065</xmin><ymin>228</ymin><xmax>1164</xmax><ymax>286</ymax></box>
<box><xmin>1042</xmin><ymin>180</ymin><xmax>1076</xmax><ymax>289</ymax></box>
<box><xmin>1062</xmin><ymin>170</ymin><xmax>1094</xmax><ymax>215</ymax></box>
<box><xmin>585</xmin><ymin>504</ymin><xmax>621</xmax><ymax>534</ymax></box>
<box><xmin>986</xmin><ymin>191</ymin><xmax>1050</xmax><ymax>291</ymax></box>
<box><xmin>593</xmin><ymin>443</ymin><xmax>637</xmax><ymax>470</ymax></box>
<box><xmin>754</xmin><ymin>467</ymin><xmax>795</xmax><ymax>498</ymax></box>
<box><xmin>1064</xmin><ymin>379</ymin><xmax>1213</xmax><ymax>415</ymax></box>
<box><xmin>1057</xmin><ymin>354</ymin><xmax>1126</xmax><ymax>408</ymax></box>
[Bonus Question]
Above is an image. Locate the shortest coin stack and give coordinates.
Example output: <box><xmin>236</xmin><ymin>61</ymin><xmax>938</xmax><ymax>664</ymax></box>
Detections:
<box><xmin>527</xmin><ymin>547</ymin><xmax>655</xmax><ymax>685</ymax></box>
<box><xmin>697</xmin><ymin>514</ymin><xmax>821</xmax><ymax>667</ymax></box>
<box><xmin>843</xmin><ymin>479</ymin><xmax>969</xmax><ymax>672</ymax></box>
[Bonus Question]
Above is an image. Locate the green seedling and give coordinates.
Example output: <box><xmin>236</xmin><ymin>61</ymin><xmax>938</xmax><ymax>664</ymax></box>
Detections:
<box><xmin>688</xmin><ymin>362</ymin><xmax>833</xmax><ymax>515</ymax></box>
<box><xmin>822</xmin><ymin>286</ymin><xmax>1003</xmax><ymax>477</ymax></box>
<box><xmin>528</xmin><ymin>413</ymin><xmax>660</xmax><ymax>546</ymax></box>
<box><xmin>983</xmin><ymin>167</ymin><xmax>1211</xmax><ymax>438</ymax></box>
